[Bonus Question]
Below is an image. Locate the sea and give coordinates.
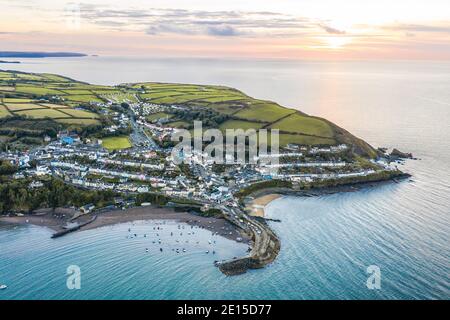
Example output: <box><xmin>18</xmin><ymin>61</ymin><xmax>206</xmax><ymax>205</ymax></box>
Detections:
<box><xmin>0</xmin><ymin>57</ymin><xmax>449</xmax><ymax>299</ymax></box>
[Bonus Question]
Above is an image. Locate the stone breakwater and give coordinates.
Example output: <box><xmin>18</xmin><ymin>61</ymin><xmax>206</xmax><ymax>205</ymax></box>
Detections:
<box><xmin>215</xmin><ymin>214</ymin><xmax>280</xmax><ymax>276</ymax></box>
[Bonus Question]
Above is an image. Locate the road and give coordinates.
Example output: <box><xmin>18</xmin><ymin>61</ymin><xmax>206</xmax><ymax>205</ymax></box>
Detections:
<box><xmin>129</xmin><ymin>110</ymin><xmax>159</xmax><ymax>150</ymax></box>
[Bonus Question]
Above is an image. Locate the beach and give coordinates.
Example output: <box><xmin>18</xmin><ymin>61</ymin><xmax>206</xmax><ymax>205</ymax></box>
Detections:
<box><xmin>0</xmin><ymin>206</ymin><xmax>251</xmax><ymax>244</ymax></box>
<box><xmin>245</xmin><ymin>194</ymin><xmax>282</xmax><ymax>217</ymax></box>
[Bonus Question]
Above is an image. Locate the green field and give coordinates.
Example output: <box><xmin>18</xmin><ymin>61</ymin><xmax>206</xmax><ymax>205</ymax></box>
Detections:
<box><xmin>63</xmin><ymin>94</ymin><xmax>104</xmax><ymax>103</ymax></box>
<box><xmin>269</xmin><ymin>113</ymin><xmax>334</xmax><ymax>138</ymax></box>
<box><xmin>101</xmin><ymin>136</ymin><xmax>132</xmax><ymax>151</ymax></box>
<box><xmin>278</xmin><ymin>133</ymin><xmax>335</xmax><ymax>147</ymax></box>
<box><xmin>140</xmin><ymin>91</ymin><xmax>185</xmax><ymax>99</ymax></box>
<box><xmin>15</xmin><ymin>73</ymin><xmax>47</xmax><ymax>81</ymax></box>
<box><xmin>234</xmin><ymin>102</ymin><xmax>295</xmax><ymax>122</ymax></box>
<box><xmin>5</xmin><ymin>103</ymin><xmax>46</xmax><ymax>111</ymax></box>
<box><xmin>198</xmin><ymin>95</ymin><xmax>245</xmax><ymax>103</ymax></box>
<box><xmin>59</xmin><ymin>108</ymin><xmax>99</xmax><ymax>118</ymax></box>
<box><xmin>61</xmin><ymin>89</ymin><xmax>94</xmax><ymax>95</ymax></box>
<box><xmin>219</xmin><ymin>120</ymin><xmax>265</xmax><ymax>130</ymax></box>
<box><xmin>15</xmin><ymin>108</ymin><xmax>71</xmax><ymax>119</ymax></box>
<box><xmin>2</xmin><ymin>98</ymin><xmax>34</xmax><ymax>103</ymax></box>
<box><xmin>0</xmin><ymin>105</ymin><xmax>12</xmax><ymax>118</ymax></box>
<box><xmin>56</xmin><ymin>118</ymin><xmax>100</xmax><ymax>125</ymax></box>
<box><xmin>0</xmin><ymin>86</ymin><xmax>15</xmax><ymax>91</ymax></box>
<box><xmin>15</xmin><ymin>85</ymin><xmax>65</xmax><ymax>96</ymax></box>
<box><xmin>41</xmin><ymin>74</ymin><xmax>71</xmax><ymax>82</ymax></box>
<box><xmin>40</xmin><ymin>103</ymin><xmax>70</xmax><ymax>109</ymax></box>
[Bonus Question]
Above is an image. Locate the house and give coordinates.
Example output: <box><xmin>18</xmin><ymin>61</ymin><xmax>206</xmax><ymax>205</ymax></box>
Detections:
<box><xmin>80</xmin><ymin>204</ymin><xmax>95</xmax><ymax>214</ymax></box>
<box><xmin>210</xmin><ymin>192</ymin><xmax>222</xmax><ymax>201</ymax></box>
<box><xmin>61</xmin><ymin>136</ymin><xmax>74</xmax><ymax>145</ymax></box>
<box><xmin>137</xmin><ymin>186</ymin><xmax>149</xmax><ymax>193</ymax></box>
<box><xmin>13</xmin><ymin>172</ymin><xmax>25</xmax><ymax>179</ymax></box>
<box><xmin>218</xmin><ymin>186</ymin><xmax>229</xmax><ymax>193</ymax></box>
<box><xmin>29</xmin><ymin>181</ymin><xmax>44</xmax><ymax>189</ymax></box>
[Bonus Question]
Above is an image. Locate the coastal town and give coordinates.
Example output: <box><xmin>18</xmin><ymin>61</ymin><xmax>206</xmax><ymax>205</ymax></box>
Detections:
<box><xmin>0</xmin><ymin>98</ymin><xmax>403</xmax><ymax>274</ymax></box>
<box><xmin>0</xmin><ymin>71</ymin><xmax>408</xmax><ymax>275</ymax></box>
<box><xmin>0</xmin><ymin>97</ymin><xmax>399</xmax><ymax>211</ymax></box>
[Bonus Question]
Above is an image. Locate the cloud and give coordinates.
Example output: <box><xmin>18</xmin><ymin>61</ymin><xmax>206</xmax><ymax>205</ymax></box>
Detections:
<box><xmin>318</xmin><ymin>24</ymin><xmax>346</xmax><ymax>35</ymax></box>
<box><xmin>146</xmin><ymin>24</ymin><xmax>195</xmax><ymax>35</ymax></box>
<box><xmin>76</xmin><ymin>5</ymin><xmax>328</xmax><ymax>38</ymax></box>
<box><xmin>383</xmin><ymin>23</ymin><xmax>450</xmax><ymax>34</ymax></box>
<box><xmin>207</xmin><ymin>25</ymin><xmax>239</xmax><ymax>36</ymax></box>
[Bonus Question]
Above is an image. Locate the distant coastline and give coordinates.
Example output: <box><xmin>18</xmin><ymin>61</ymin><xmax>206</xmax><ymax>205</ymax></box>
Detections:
<box><xmin>0</xmin><ymin>51</ymin><xmax>87</xmax><ymax>58</ymax></box>
<box><xmin>0</xmin><ymin>60</ymin><xmax>20</xmax><ymax>64</ymax></box>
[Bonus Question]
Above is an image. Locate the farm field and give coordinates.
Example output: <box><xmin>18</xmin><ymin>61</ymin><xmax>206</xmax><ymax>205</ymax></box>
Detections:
<box><xmin>233</xmin><ymin>102</ymin><xmax>295</xmax><ymax>122</ymax></box>
<box><xmin>4</xmin><ymin>103</ymin><xmax>47</xmax><ymax>111</ymax></box>
<box><xmin>140</xmin><ymin>91</ymin><xmax>185</xmax><ymax>99</ymax></box>
<box><xmin>0</xmin><ymin>69</ymin><xmax>100</xmax><ymax>125</ymax></box>
<box><xmin>0</xmin><ymin>105</ymin><xmax>12</xmax><ymax>118</ymax></box>
<box><xmin>219</xmin><ymin>120</ymin><xmax>265</xmax><ymax>131</ymax></box>
<box><xmin>56</xmin><ymin>118</ymin><xmax>100</xmax><ymax>125</ymax></box>
<box><xmin>198</xmin><ymin>95</ymin><xmax>246</xmax><ymax>103</ymax></box>
<box><xmin>278</xmin><ymin>133</ymin><xmax>336</xmax><ymax>146</ymax></box>
<box><xmin>0</xmin><ymin>86</ymin><xmax>15</xmax><ymax>91</ymax></box>
<box><xmin>15</xmin><ymin>108</ymin><xmax>71</xmax><ymax>119</ymax></box>
<box><xmin>101</xmin><ymin>136</ymin><xmax>132</xmax><ymax>151</ymax></box>
<box><xmin>63</xmin><ymin>94</ymin><xmax>104</xmax><ymax>103</ymax></box>
<box><xmin>59</xmin><ymin>108</ymin><xmax>99</xmax><ymax>118</ymax></box>
<box><xmin>14</xmin><ymin>85</ymin><xmax>64</xmax><ymax>95</ymax></box>
<box><xmin>269</xmin><ymin>113</ymin><xmax>334</xmax><ymax>138</ymax></box>
<box><xmin>1</xmin><ymin>98</ymin><xmax>34</xmax><ymax>103</ymax></box>
<box><xmin>40</xmin><ymin>103</ymin><xmax>70</xmax><ymax>109</ymax></box>
<box><xmin>61</xmin><ymin>89</ymin><xmax>94</xmax><ymax>95</ymax></box>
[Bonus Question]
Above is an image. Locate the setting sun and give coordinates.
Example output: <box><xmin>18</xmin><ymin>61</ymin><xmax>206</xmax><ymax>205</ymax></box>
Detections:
<box><xmin>321</xmin><ymin>36</ymin><xmax>352</xmax><ymax>49</ymax></box>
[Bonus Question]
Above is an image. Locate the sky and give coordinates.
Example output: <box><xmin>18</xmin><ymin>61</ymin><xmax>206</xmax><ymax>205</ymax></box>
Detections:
<box><xmin>1</xmin><ymin>0</ymin><xmax>450</xmax><ymax>60</ymax></box>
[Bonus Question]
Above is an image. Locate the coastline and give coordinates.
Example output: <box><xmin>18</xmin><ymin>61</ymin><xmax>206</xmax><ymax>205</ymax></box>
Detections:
<box><xmin>244</xmin><ymin>172</ymin><xmax>412</xmax><ymax>217</ymax></box>
<box><xmin>0</xmin><ymin>206</ymin><xmax>251</xmax><ymax>244</ymax></box>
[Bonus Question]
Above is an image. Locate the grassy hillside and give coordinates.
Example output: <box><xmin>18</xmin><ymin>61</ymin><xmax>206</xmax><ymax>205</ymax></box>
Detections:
<box><xmin>0</xmin><ymin>70</ymin><xmax>101</xmax><ymax>126</ymax></box>
<box><xmin>0</xmin><ymin>70</ymin><xmax>377</xmax><ymax>157</ymax></box>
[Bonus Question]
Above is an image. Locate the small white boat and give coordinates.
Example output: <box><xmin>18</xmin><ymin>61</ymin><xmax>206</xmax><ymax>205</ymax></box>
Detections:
<box><xmin>0</xmin><ymin>284</ymin><xmax>7</xmax><ymax>290</ymax></box>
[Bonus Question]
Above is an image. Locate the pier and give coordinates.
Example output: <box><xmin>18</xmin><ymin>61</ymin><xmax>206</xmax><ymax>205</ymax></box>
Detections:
<box><xmin>51</xmin><ymin>215</ymin><xmax>97</xmax><ymax>238</ymax></box>
<box><xmin>215</xmin><ymin>207</ymin><xmax>280</xmax><ymax>276</ymax></box>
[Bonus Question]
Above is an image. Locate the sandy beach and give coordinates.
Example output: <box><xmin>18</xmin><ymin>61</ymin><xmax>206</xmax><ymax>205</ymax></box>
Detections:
<box><xmin>245</xmin><ymin>194</ymin><xmax>282</xmax><ymax>217</ymax></box>
<box><xmin>0</xmin><ymin>206</ymin><xmax>251</xmax><ymax>244</ymax></box>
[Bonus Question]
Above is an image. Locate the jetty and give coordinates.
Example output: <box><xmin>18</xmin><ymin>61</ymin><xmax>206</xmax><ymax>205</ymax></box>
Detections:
<box><xmin>51</xmin><ymin>215</ymin><xmax>97</xmax><ymax>238</ymax></box>
<box><xmin>215</xmin><ymin>206</ymin><xmax>280</xmax><ymax>276</ymax></box>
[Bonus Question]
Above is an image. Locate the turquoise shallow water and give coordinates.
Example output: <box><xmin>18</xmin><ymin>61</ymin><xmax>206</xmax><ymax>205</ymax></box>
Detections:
<box><xmin>0</xmin><ymin>220</ymin><xmax>249</xmax><ymax>299</ymax></box>
<box><xmin>1</xmin><ymin>59</ymin><xmax>449</xmax><ymax>299</ymax></box>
